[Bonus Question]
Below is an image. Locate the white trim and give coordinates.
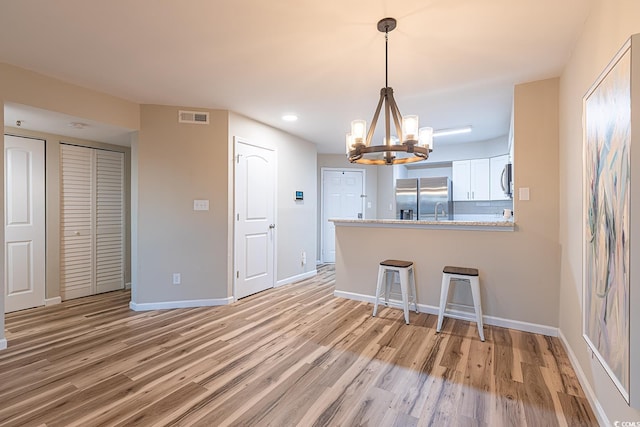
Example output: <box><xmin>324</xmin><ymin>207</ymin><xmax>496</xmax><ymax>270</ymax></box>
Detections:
<box><xmin>558</xmin><ymin>329</ymin><xmax>609</xmax><ymax>427</ymax></box>
<box><xmin>0</xmin><ymin>339</ymin><xmax>6</xmax><ymax>350</ymax></box>
<box><xmin>125</xmin><ymin>282</ymin><xmax>132</xmax><ymax>290</ymax></box>
<box><xmin>320</xmin><ymin>167</ymin><xmax>366</xmax><ymax>263</ymax></box>
<box><xmin>129</xmin><ymin>297</ymin><xmax>234</xmax><ymax>311</ymax></box>
<box><xmin>333</xmin><ymin>290</ymin><xmax>558</xmax><ymax>337</ymax></box>
<box><xmin>276</xmin><ymin>269</ymin><xmax>317</xmax><ymax>287</ymax></box>
<box><xmin>44</xmin><ymin>297</ymin><xmax>62</xmax><ymax>306</ymax></box>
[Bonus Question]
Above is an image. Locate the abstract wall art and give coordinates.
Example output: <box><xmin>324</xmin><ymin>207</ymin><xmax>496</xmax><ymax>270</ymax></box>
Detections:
<box><xmin>583</xmin><ymin>39</ymin><xmax>631</xmax><ymax>402</ymax></box>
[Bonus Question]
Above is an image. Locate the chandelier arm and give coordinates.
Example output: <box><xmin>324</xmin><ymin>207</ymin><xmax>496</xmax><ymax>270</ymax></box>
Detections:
<box><xmin>387</xmin><ymin>92</ymin><xmax>404</xmax><ymax>143</ymax></box>
<box><xmin>384</xmin><ymin>94</ymin><xmax>394</xmax><ymax>164</ymax></box>
<box><xmin>365</xmin><ymin>91</ymin><xmax>386</xmax><ymax>146</ymax></box>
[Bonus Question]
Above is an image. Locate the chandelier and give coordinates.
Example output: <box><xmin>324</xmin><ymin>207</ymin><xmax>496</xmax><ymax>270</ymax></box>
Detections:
<box><xmin>346</xmin><ymin>17</ymin><xmax>433</xmax><ymax>165</ymax></box>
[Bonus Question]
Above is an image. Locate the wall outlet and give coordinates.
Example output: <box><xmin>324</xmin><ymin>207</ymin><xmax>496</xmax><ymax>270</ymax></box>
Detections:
<box><xmin>172</xmin><ymin>273</ymin><xmax>181</xmax><ymax>285</ymax></box>
<box><xmin>301</xmin><ymin>251</ymin><xmax>307</xmax><ymax>265</ymax></box>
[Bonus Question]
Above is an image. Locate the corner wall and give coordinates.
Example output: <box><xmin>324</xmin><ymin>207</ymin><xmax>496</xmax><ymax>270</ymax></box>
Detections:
<box><xmin>134</xmin><ymin>105</ymin><xmax>229</xmax><ymax>304</ymax></box>
<box><xmin>558</xmin><ymin>0</ymin><xmax>640</xmax><ymax>422</ymax></box>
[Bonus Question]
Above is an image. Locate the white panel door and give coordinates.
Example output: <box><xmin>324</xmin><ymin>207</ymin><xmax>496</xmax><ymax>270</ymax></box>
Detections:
<box><xmin>4</xmin><ymin>135</ymin><xmax>45</xmax><ymax>312</ymax></box>
<box><xmin>322</xmin><ymin>170</ymin><xmax>364</xmax><ymax>263</ymax></box>
<box><xmin>60</xmin><ymin>145</ymin><xmax>124</xmax><ymax>300</ymax></box>
<box><xmin>235</xmin><ymin>140</ymin><xmax>275</xmax><ymax>299</ymax></box>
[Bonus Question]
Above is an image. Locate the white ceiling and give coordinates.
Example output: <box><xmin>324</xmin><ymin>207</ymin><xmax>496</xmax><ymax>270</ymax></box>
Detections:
<box><xmin>0</xmin><ymin>1</ymin><xmax>592</xmax><ymax>152</ymax></box>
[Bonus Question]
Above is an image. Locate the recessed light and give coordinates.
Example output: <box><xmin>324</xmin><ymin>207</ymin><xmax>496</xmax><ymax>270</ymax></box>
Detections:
<box><xmin>68</xmin><ymin>122</ymin><xmax>88</xmax><ymax>129</ymax></box>
<box><xmin>433</xmin><ymin>126</ymin><xmax>472</xmax><ymax>137</ymax></box>
<box><xmin>282</xmin><ymin>114</ymin><xmax>298</xmax><ymax>122</ymax></box>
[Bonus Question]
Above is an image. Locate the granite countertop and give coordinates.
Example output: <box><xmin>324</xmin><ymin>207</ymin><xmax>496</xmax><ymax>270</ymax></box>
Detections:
<box><xmin>329</xmin><ymin>218</ymin><xmax>514</xmax><ymax>230</ymax></box>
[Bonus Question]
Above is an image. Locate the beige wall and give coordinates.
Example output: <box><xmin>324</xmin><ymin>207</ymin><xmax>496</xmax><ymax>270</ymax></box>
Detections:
<box><xmin>4</xmin><ymin>127</ymin><xmax>132</xmax><ymax>300</ymax></box>
<box><xmin>0</xmin><ymin>63</ymin><xmax>139</xmax><ymax>131</ymax></box>
<box><xmin>335</xmin><ymin>78</ymin><xmax>560</xmax><ymax>327</ymax></box>
<box><xmin>558</xmin><ymin>0</ymin><xmax>640</xmax><ymax>420</ymax></box>
<box><xmin>317</xmin><ymin>154</ymin><xmax>378</xmax><ymax>262</ymax></box>
<box><xmin>229</xmin><ymin>112</ymin><xmax>317</xmax><ymax>283</ymax></box>
<box><xmin>134</xmin><ymin>105</ymin><xmax>229</xmax><ymax>303</ymax></box>
<box><xmin>1</xmin><ymin>63</ymin><xmax>140</xmax><ymax>345</ymax></box>
<box><xmin>0</xmin><ymin>98</ymin><xmax>4</xmax><ymax>339</ymax></box>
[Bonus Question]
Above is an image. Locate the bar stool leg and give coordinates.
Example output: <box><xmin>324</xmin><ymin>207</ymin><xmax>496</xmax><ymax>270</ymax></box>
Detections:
<box><xmin>399</xmin><ymin>267</ymin><xmax>410</xmax><ymax>324</ymax></box>
<box><xmin>469</xmin><ymin>276</ymin><xmax>485</xmax><ymax>341</ymax></box>
<box><xmin>436</xmin><ymin>273</ymin><xmax>451</xmax><ymax>332</ymax></box>
<box><xmin>384</xmin><ymin>270</ymin><xmax>392</xmax><ymax>306</ymax></box>
<box><xmin>409</xmin><ymin>266</ymin><xmax>418</xmax><ymax>313</ymax></box>
<box><xmin>373</xmin><ymin>265</ymin><xmax>385</xmax><ymax>317</ymax></box>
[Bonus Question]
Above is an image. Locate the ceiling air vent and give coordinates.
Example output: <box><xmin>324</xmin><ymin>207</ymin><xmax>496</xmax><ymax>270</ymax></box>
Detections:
<box><xmin>178</xmin><ymin>110</ymin><xmax>210</xmax><ymax>125</ymax></box>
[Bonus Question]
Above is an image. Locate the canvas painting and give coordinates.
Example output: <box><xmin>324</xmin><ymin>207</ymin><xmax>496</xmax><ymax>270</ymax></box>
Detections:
<box><xmin>583</xmin><ymin>45</ymin><xmax>631</xmax><ymax>399</ymax></box>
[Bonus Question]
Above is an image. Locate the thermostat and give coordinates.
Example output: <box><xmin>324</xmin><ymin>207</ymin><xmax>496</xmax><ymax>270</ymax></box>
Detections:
<box><xmin>295</xmin><ymin>191</ymin><xmax>304</xmax><ymax>201</ymax></box>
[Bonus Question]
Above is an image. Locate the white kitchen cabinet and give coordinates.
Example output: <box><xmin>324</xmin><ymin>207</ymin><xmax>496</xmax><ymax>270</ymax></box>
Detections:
<box><xmin>452</xmin><ymin>159</ymin><xmax>490</xmax><ymax>201</ymax></box>
<box><xmin>490</xmin><ymin>155</ymin><xmax>511</xmax><ymax>200</ymax></box>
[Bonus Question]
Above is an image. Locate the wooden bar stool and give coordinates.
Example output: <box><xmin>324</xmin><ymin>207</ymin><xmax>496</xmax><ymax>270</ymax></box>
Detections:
<box><xmin>436</xmin><ymin>266</ymin><xmax>485</xmax><ymax>341</ymax></box>
<box><xmin>372</xmin><ymin>259</ymin><xmax>418</xmax><ymax>324</ymax></box>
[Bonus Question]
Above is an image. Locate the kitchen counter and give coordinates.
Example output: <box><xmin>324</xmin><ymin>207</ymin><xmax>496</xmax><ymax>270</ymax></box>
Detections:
<box><xmin>329</xmin><ymin>218</ymin><xmax>514</xmax><ymax>231</ymax></box>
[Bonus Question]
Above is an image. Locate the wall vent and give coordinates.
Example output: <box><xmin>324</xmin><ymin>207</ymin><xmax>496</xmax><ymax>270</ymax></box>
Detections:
<box><xmin>178</xmin><ymin>110</ymin><xmax>210</xmax><ymax>124</ymax></box>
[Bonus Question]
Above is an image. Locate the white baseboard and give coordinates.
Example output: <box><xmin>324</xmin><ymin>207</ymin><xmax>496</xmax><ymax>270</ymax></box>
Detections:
<box><xmin>276</xmin><ymin>270</ymin><xmax>317</xmax><ymax>287</ymax></box>
<box><xmin>44</xmin><ymin>297</ymin><xmax>62</xmax><ymax>306</ymax></box>
<box><xmin>333</xmin><ymin>290</ymin><xmax>558</xmax><ymax>337</ymax></box>
<box><xmin>129</xmin><ymin>297</ymin><xmax>234</xmax><ymax>311</ymax></box>
<box><xmin>0</xmin><ymin>338</ymin><xmax>6</xmax><ymax>350</ymax></box>
<box><xmin>125</xmin><ymin>282</ymin><xmax>132</xmax><ymax>290</ymax></box>
<box><xmin>557</xmin><ymin>329</ymin><xmax>609</xmax><ymax>427</ymax></box>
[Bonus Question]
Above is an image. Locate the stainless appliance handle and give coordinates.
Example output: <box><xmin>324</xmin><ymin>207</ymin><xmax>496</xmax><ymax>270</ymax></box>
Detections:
<box><xmin>500</xmin><ymin>167</ymin><xmax>507</xmax><ymax>192</ymax></box>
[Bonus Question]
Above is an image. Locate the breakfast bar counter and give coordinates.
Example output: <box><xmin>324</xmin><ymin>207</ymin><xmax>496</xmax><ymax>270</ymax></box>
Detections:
<box><xmin>329</xmin><ymin>217</ymin><xmax>559</xmax><ymax>334</ymax></box>
<box><xmin>329</xmin><ymin>218</ymin><xmax>515</xmax><ymax>231</ymax></box>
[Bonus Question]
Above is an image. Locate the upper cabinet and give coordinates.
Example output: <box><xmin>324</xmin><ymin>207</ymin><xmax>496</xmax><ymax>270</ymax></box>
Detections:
<box><xmin>452</xmin><ymin>159</ymin><xmax>490</xmax><ymax>201</ymax></box>
<box><xmin>490</xmin><ymin>155</ymin><xmax>511</xmax><ymax>200</ymax></box>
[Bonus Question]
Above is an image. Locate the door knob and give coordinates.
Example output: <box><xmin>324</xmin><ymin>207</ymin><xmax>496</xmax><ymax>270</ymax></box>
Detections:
<box><xmin>269</xmin><ymin>224</ymin><xmax>276</xmax><ymax>229</ymax></box>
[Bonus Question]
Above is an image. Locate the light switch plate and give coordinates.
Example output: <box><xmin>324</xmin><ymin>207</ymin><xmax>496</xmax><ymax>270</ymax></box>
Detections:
<box><xmin>193</xmin><ymin>199</ymin><xmax>210</xmax><ymax>211</ymax></box>
<box><xmin>519</xmin><ymin>187</ymin><xmax>530</xmax><ymax>201</ymax></box>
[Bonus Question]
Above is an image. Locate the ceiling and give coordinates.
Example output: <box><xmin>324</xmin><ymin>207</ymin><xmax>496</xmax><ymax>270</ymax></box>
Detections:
<box><xmin>0</xmin><ymin>1</ymin><xmax>592</xmax><ymax>152</ymax></box>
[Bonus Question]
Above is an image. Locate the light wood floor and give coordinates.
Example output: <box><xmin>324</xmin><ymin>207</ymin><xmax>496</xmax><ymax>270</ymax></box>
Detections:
<box><xmin>0</xmin><ymin>265</ymin><xmax>597</xmax><ymax>426</ymax></box>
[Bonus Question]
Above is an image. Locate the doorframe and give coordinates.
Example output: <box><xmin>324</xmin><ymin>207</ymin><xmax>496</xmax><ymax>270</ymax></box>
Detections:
<box><xmin>232</xmin><ymin>136</ymin><xmax>278</xmax><ymax>301</ymax></box>
<box><xmin>320</xmin><ymin>167</ymin><xmax>366</xmax><ymax>264</ymax></box>
<box><xmin>4</xmin><ymin>134</ymin><xmax>47</xmax><ymax>312</ymax></box>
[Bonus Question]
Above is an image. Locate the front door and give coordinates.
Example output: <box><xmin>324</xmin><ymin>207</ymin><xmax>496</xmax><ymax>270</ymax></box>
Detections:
<box><xmin>234</xmin><ymin>139</ymin><xmax>276</xmax><ymax>299</ymax></box>
<box><xmin>322</xmin><ymin>169</ymin><xmax>364</xmax><ymax>263</ymax></box>
<box><xmin>4</xmin><ymin>134</ymin><xmax>45</xmax><ymax>312</ymax></box>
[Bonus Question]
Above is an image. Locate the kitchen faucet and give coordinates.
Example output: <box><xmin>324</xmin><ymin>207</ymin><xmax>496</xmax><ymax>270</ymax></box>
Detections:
<box><xmin>434</xmin><ymin>202</ymin><xmax>446</xmax><ymax>221</ymax></box>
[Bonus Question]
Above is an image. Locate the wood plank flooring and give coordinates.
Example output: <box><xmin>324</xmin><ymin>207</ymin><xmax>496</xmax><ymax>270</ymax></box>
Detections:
<box><xmin>0</xmin><ymin>265</ymin><xmax>598</xmax><ymax>426</ymax></box>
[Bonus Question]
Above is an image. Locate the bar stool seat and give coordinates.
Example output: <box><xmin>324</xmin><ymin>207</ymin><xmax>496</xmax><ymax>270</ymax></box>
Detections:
<box><xmin>436</xmin><ymin>265</ymin><xmax>485</xmax><ymax>341</ymax></box>
<box><xmin>373</xmin><ymin>259</ymin><xmax>418</xmax><ymax>324</ymax></box>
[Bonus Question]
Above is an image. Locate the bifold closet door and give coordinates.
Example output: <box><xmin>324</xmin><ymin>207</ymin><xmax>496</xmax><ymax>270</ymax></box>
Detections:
<box><xmin>60</xmin><ymin>144</ymin><xmax>124</xmax><ymax>300</ymax></box>
<box><xmin>95</xmin><ymin>150</ymin><xmax>125</xmax><ymax>294</ymax></box>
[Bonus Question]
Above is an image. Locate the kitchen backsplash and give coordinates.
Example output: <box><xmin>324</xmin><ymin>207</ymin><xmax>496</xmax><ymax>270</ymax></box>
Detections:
<box><xmin>453</xmin><ymin>200</ymin><xmax>513</xmax><ymax>218</ymax></box>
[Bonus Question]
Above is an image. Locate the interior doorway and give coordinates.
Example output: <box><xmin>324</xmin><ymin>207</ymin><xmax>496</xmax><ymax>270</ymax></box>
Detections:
<box><xmin>321</xmin><ymin>168</ymin><xmax>365</xmax><ymax>263</ymax></box>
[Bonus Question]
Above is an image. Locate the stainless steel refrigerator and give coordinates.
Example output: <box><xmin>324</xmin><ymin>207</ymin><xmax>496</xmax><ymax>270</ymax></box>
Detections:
<box><xmin>396</xmin><ymin>177</ymin><xmax>453</xmax><ymax>220</ymax></box>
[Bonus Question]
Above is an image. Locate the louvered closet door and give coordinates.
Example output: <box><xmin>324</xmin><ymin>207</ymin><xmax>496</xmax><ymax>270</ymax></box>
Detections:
<box><xmin>95</xmin><ymin>150</ymin><xmax>125</xmax><ymax>293</ymax></box>
<box><xmin>61</xmin><ymin>145</ymin><xmax>95</xmax><ymax>299</ymax></box>
<box><xmin>60</xmin><ymin>144</ymin><xmax>125</xmax><ymax>299</ymax></box>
